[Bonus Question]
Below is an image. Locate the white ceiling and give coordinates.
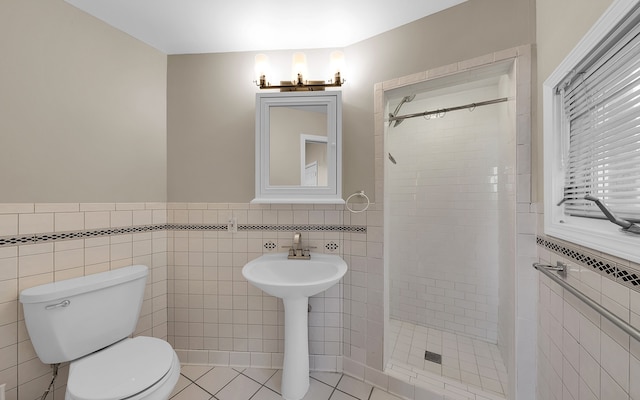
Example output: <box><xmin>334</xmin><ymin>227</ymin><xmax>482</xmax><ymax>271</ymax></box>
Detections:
<box><xmin>64</xmin><ymin>0</ymin><xmax>467</xmax><ymax>55</ymax></box>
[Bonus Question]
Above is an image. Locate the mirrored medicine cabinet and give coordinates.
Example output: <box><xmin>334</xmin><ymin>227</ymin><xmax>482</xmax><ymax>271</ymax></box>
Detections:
<box><xmin>253</xmin><ymin>91</ymin><xmax>343</xmax><ymax>203</ymax></box>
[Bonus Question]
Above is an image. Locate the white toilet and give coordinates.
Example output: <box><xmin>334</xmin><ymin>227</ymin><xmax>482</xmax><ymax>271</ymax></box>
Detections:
<box><xmin>19</xmin><ymin>265</ymin><xmax>180</xmax><ymax>400</ymax></box>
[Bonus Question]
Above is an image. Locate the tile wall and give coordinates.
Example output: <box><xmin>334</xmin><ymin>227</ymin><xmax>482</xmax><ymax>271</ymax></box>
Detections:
<box><xmin>535</xmin><ymin>233</ymin><xmax>640</xmax><ymax>400</ymax></box>
<box><xmin>162</xmin><ymin>201</ymin><xmax>385</xmax><ymax>375</ymax></box>
<box><xmin>371</xmin><ymin>45</ymin><xmax>537</xmax><ymax>400</ymax></box>
<box><xmin>386</xmin><ymin>83</ymin><xmax>508</xmax><ymax>342</ymax></box>
<box><xmin>164</xmin><ymin>202</ymin><xmax>367</xmax><ymax>371</ymax></box>
<box><xmin>0</xmin><ymin>203</ymin><xmax>169</xmax><ymax>400</ymax></box>
<box><xmin>0</xmin><ymin>201</ymin><xmax>386</xmax><ymax>400</ymax></box>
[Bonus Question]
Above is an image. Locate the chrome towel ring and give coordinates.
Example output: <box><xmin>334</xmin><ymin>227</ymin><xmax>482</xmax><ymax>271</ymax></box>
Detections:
<box><xmin>346</xmin><ymin>190</ymin><xmax>370</xmax><ymax>213</ymax></box>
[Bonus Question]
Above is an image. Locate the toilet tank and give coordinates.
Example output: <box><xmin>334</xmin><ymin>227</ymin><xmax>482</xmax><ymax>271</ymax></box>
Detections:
<box><xmin>19</xmin><ymin>265</ymin><xmax>148</xmax><ymax>364</ymax></box>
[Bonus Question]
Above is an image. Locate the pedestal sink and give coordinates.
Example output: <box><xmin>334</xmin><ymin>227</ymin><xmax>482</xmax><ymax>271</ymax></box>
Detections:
<box><xmin>242</xmin><ymin>252</ymin><xmax>347</xmax><ymax>400</ymax></box>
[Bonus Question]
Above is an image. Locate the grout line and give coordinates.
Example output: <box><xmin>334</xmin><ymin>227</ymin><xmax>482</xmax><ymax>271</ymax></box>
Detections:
<box><xmin>325</xmin><ymin>373</ymin><xmax>345</xmax><ymax>400</ymax></box>
<box><xmin>248</xmin><ymin>384</ymin><xmax>281</xmax><ymax>400</ymax></box>
<box><xmin>193</xmin><ymin>380</ymin><xmax>216</xmax><ymax>397</ymax></box>
<box><xmin>366</xmin><ymin>386</ymin><xmax>374</xmax><ymax>400</ymax></box>
<box><xmin>174</xmin><ymin>370</ymin><xmax>393</xmax><ymax>400</ymax></box>
<box><xmin>240</xmin><ymin>368</ymin><xmax>279</xmax><ymax>387</ymax></box>
<box><xmin>333</xmin><ymin>388</ymin><xmax>360</xmax><ymax>400</ymax></box>
<box><xmin>190</xmin><ymin>368</ymin><xmax>242</xmax><ymax>398</ymax></box>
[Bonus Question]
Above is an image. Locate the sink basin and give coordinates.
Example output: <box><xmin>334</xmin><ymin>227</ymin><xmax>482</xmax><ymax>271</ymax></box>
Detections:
<box><xmin>242</xmin><ymin>252</ymin><xmax>347</xmax><ymax>299</ymax></box>
<box><xmin>242</xmin><ymin>252</ymin><xmax>347</xmax><ymax>400</ymax></box>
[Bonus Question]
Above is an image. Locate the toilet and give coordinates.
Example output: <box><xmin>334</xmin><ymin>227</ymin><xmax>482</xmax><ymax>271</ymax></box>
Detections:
<box><xmin>19</xmin><ymin>265</ymin><xmax>180</xmax><ymax>400</ymax></box>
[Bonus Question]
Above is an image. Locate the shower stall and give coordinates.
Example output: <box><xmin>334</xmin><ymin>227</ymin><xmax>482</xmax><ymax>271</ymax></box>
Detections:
<box><xmin>383</xmin><ymin>59</ymin><xmax>519</xmax><ymax>398</ymax></box>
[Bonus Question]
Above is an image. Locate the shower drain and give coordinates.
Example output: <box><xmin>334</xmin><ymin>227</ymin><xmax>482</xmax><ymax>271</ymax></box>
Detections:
<box><xmin>424</xmin><ymin>350</ymin><xmax>442</xmax><ymax>364</ymax></box>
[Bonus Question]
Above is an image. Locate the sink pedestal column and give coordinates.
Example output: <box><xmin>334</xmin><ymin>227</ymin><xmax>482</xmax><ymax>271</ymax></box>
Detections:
<box><xmin>281</xmin><ymin>296</ymin><xmax>310</xmax><ymax>400</ymax></box>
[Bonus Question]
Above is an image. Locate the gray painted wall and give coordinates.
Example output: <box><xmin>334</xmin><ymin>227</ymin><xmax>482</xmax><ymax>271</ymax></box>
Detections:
<box><xmin>0</xmin><ymin>0</ymin><xmax>167</xmax><ymax>203</ymax></box>
<box><xmin>167</xmin><ymin>0</ymin><xmax>536</xmax><ymax>202</ymax></box>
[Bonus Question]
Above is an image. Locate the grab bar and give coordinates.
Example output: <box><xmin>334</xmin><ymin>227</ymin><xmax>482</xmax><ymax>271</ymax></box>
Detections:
<box><xmin>533</xmin><ymin>262</ymin><xmax>640</xmax><ymax>342</ymax></box>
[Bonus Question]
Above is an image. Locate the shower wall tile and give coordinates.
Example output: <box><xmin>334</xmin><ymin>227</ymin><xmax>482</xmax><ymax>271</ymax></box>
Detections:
<box><xmin>427</xmin><ymin>62</ymin><xmax>459</xmax><ymax>79</ymax></box>
<box><xmin>377</xmin><ymin>46</ymin><xmax>535</xmax><ymax>399</ymax></box>
<box><xmin>386</xmin><ymin>85</ymin><xmax>506</xmax><ymax>342</ymax></box>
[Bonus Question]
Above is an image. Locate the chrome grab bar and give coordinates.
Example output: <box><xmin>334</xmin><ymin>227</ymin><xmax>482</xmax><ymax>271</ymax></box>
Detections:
<box><xmin>533</xmin><ymin>261</ymin><xmax>567</xmax><ymax>274</ymax></box>
<box><xmin>45</xmin><ymin>300</ymin><xmax>70</xmax><ymax>310</ymax></box>
<box><xmin>533</xmin><ymin>262</ymin><xmax>640</xmax><ymax>342</ymax></box>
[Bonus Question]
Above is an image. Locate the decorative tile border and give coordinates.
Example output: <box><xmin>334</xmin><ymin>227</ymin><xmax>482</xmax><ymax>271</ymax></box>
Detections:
<box><xmin>0</xmin><ymin>224</ymin><xmax>167</xmax><ymax>247</ymax></box>
<box><xmin>0</xmin><ymin>223</ymin><xmax>366</xmax><ymax>248</ymax></box>
<box><xmin>536</xmin><ymin>235</ymin><xmax>640</xmax><ymax>292</ymax></box>
<box><xmin>238</xmin><ymin>224</ymin><xmax>366</xmax><ymax>233</ymax></box>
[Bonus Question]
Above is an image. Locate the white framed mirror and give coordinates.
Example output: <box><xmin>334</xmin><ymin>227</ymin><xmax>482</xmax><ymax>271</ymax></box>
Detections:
<box><xmin>253</xmin><ymin>91</ymin><xmax>343</xmax><ymax>203</ymax></box>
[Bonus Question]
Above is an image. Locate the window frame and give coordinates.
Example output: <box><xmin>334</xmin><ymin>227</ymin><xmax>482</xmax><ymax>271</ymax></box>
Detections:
<box><xmin>543</xmin><ymin>0</ymin><xmax>640</xmax><ymax>264</ymax></box>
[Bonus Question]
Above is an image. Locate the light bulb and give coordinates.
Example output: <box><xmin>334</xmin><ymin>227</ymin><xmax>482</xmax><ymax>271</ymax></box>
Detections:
<box><xmin>255</xmin><ymin>54</ymin><xmax>269</xmax><ymax>84</ymax></box>
<box><xmin>330</xmin><ymin>50</ymin><xmax>345</xmax><ymax>75</ymax></box>
<box><xmin>291</xmin><ymin>52</ymin><xmax>308</xmax><ymax>83</ymax></box>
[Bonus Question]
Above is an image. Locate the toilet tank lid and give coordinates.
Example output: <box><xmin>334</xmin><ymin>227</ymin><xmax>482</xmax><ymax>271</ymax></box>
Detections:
<box><xmin>19</xmin><ymin>265</ymin><xmax>148</xmax><ymax>304</ymax></box>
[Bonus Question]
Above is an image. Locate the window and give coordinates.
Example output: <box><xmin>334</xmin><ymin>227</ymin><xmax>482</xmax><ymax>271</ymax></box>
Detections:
<box><xmin>544</xmin><ymin>0</ymin><xmax>640</xmax><ymax>263</ymax></box>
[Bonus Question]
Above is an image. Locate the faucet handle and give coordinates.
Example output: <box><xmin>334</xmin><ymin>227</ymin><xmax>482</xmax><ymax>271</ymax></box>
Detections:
<box><xmin>302</xmin><ymin>246</ymin><xmax>317</xmax><ymax>257</ymax></box>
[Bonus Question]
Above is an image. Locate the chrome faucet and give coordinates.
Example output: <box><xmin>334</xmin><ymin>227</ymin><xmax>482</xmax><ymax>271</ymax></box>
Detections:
<box><xmin>293</xmin><ymin>232</ymin><xmax>301</xmax><ymax>251</ymax></box>
<box><xmin>287</xmin><ymin>232</ymin><xmax>311</xmax><ymax>259</ymax></box>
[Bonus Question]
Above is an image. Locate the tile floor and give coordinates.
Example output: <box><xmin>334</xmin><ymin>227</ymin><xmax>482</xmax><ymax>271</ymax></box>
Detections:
<box><xmin>386</xmin><ymin>319</ymin><xmax>508</xmax><ymax>399</ymax></box>
<box><xmin>170</xmin><ymin>364</ymin><xmax>402</xmax><ymax>400</ymax></box>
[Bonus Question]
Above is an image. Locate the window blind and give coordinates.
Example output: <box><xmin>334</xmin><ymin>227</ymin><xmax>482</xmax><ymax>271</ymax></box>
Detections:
<box><xmin>560</xmin><ymin>3</ymin><xmax>640</xmax><ymax>222</ymax></box>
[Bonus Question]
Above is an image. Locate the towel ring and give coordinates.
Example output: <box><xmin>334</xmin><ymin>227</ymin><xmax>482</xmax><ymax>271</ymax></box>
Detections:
<box><xmin>346</xmin><ymin>190</ymin><xmax>370</xmax><ymax>213</ymax></box>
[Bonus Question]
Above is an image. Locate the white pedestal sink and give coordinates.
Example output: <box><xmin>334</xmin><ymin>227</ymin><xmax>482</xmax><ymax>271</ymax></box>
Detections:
<box><xmin>242</xmin><ymin>253</ymin><xmax>347</xmax><ymax>400</ymax></box>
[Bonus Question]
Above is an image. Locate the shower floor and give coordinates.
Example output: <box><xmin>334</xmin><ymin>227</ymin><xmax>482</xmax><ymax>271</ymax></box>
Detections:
<box><xmin>386</xmin><ymin>319</ymin><xmax>508</xmax><ymax>399</ymax></box>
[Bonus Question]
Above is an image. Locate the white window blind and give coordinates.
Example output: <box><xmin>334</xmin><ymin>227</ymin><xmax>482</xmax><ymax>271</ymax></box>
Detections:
<box><xmin>559</xmin><ymin>3</ymin><xmax>640</xmax><ymax>222</ymax></box>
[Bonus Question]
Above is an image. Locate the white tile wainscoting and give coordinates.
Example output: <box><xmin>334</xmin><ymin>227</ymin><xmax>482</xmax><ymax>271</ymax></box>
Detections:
<box><xmin>536</xmin><ymin>235</ymin><xmax>640</xmax><ymax>400</ymax></box>
<box><xmin>0</xmin><ymin>201</ymin><xmax>514</xmax><ymax>400</ymax></box>
<box><xmin>0</xmin><ymin>201</ymin><xmax>385</xmax><ymax>400</ymax></box>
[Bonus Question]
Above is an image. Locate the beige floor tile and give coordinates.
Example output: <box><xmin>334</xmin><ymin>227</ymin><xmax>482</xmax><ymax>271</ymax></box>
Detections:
<box><xmin>265</xmin><ymin>369</ymin><xmax>283</xmax><ymax>394</ymax></box>
<box><xmin>301</xmin><ymin>378</ymin><xmax>334</xmax><ymax>400</ymax></box>
<box><xmin>169</xmin><ymin>375</ymin><xmax>193</xmax><ymax>397</ymax></box>
<box><xmin>216</xmin><ymin>374</ymin><xmax>262</xmax><ymax>400</ymax></box>
<box><xmin>369</xmin><ymin>388</ymin><xmax>403</xmax><ymax>400</ymax></box>
<box><xmin>242</xmin><ymin>367</ymin><xmax>278</xmax><ymax>384</ymax></box>
<box><xmin>181</xmin><ymin>364</ymin><xmax>214</xmax><ymax>381</ymax></box>
<box><xmin>196</xmin><ymin>366</ymin><xmax>240</xmax><ymax>395</ymax></box>
<box><xmin>329</xmin><ymin>390</ymin><xmax>358</xmax><ymax>400</ymax></box>
<box><xmin>251</xmin><ymin>387</ymin><xmax>283</xmax><ymax>400</ymax></box>
<box><xmin>169</xmin><ymin>382</ymin><xmax>212</xmax><ymax>400</ymax></box>
<box><xmin>174</xmin><ymin>364</ymin><xmax>431</xmax><ymax>400</ymax></box>
<box><xmin>310</xmin><ymin>371</ymin><xmax>343</xmax><ymax>387</ymax></box>
<box><xmin>336</xmin><ymin>375</ymin><xmax>373</xmax><ymax>400</ymax></box>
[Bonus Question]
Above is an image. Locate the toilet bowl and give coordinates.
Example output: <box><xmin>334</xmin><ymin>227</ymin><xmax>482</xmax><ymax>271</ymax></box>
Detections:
<box><xmin>19</xmin><ymin>265</ymin><xmax>180</xmax><ymax>400</ymax></box>
<box><xmin>66</xmin><ymin>337</ymin><xmax>180</xmax><ymax>400</ymax></box>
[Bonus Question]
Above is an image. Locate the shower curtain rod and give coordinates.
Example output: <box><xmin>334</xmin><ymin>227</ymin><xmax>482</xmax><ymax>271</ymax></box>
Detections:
<box><xmin>388</xmin><ymin>97</ymin><xmax>509</xmax><ymax>124</ymax></box>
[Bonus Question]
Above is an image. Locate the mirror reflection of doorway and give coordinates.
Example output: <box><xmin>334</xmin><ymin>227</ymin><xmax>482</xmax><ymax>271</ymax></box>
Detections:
<box><xmin>304</xmin><ymin>161</ymin><xmax>318</xmax><ymax>186</ymax></box>
<box><xmin>300</xmin><ymin>135</ymin><xmax>328</xmax><ymax>186</ymax></box>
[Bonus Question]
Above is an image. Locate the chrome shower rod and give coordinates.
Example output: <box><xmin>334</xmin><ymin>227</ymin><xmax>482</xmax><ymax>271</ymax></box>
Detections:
<box><xmin>388</xmin><ymin>97</ymin><xmax>509</xmax><ymax>124</ymax></box>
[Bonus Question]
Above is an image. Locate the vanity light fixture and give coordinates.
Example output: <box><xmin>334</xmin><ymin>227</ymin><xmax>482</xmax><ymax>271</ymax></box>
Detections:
<box><xmin>255</xmin><ymin>51</ymin><xmax>345</xmax><ymax>91</ymax></box>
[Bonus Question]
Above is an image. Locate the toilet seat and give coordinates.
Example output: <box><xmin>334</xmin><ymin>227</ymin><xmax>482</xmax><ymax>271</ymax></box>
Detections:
<box><xmin>67</xmin><ymin>337</ymin><xmax>175</xmax><ymax>400</ymax></box>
